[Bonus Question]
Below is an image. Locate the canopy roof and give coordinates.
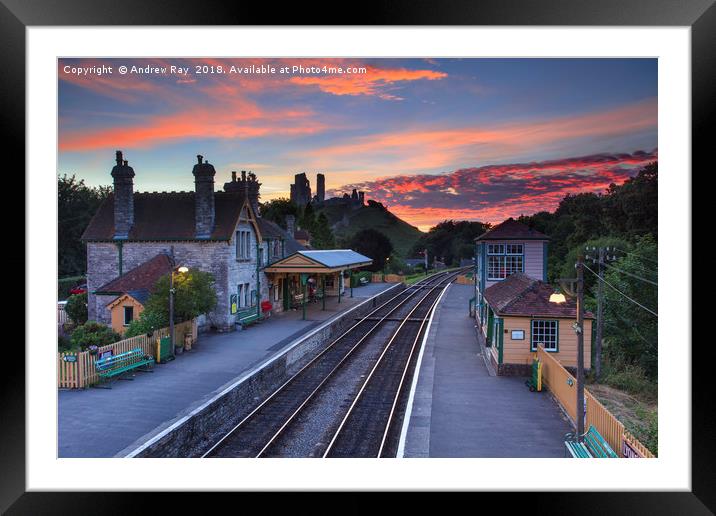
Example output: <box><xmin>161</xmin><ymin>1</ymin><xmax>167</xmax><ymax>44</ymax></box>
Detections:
<box><xmin>264</xmin><ymin>249</ymin><xmax>372</xmax><ymax>273</ymax></box>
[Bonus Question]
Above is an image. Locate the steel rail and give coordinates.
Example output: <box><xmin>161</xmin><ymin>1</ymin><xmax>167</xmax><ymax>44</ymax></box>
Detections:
<box><xmin>322</xmin><ymin>271</ymin><xmax>460</xmax><ymax>458</ymax></box>
<box><xmin>254</xmin><ymin>271</ymin><xmax>455</xmax><ymax>457</ymax></box>
<box><xmin>377</xmin><ymin>283</ymin><xmax>449</xmax><ymax>457</ymax></box>
<box><xmin>201</xmin><ymin>270</ymin><xmax>453</xmax><ymax>458</ymax></box>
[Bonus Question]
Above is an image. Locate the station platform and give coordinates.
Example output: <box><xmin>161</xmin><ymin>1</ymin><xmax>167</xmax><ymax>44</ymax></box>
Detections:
<box><xmin>58</xmin><ymin>282</ymin><xmax>394</xmax><ymax>458</ymax></box>
<box><xmin>400</xmin><ymin>283</ymin><xmax>572</xmax><ymax>458</ymax></box>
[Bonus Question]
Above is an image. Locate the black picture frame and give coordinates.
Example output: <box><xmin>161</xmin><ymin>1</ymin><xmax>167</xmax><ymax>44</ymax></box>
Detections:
<box><xmin>3</xmin><ymin>0</ymin><xmax>710</xmax><ymax>513</ymax></box>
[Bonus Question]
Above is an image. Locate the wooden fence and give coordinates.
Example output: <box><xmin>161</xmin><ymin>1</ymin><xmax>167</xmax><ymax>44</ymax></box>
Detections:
<box><xmin>58</xmin><ymin>319</ymin><xmax>197</xmax><ymax>389</ymax></box>
<box><xmin>536</xmin><ymin>346</ymin><xmax>655</xmax><ymax>458</ymax></box>
<box><xmin>371</xmin><ymin>273</ymin><xmax>404</xmax><ymax>283</ymax></box>
<box><xmin>455</xmin><ymin>274</ymin><xmax>473</xmax><ymax>285</ymax></box>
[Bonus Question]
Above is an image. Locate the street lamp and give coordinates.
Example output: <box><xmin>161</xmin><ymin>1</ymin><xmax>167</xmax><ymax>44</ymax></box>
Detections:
<box><xmin>552</xmin><ymin>256</ymin><xmax>585</xmax><ymax>441</ymax></box>
<box><xmin>169</xmin><ymin>265</ymin><xmax>189</xmax><ymax>358</ymax></box>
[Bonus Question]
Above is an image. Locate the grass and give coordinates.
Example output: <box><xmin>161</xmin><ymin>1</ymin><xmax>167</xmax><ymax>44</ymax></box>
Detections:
<box><xmin>588</xmin><ymin>363</ymin><xmax>658</xmax><ymax>456</ymax></box>
<box><xmin>319</xmin><ymin>203</ymin><xmax>423</xmax><ymax>257</ymax></box>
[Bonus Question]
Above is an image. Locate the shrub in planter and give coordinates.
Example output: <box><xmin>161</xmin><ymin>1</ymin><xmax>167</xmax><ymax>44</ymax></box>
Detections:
<box><xmin>58</xmin><ymin>334</ymin><xmax>72</xmax><ymax>352</ymax></box>
<box><xmin>70</xmin><ymin>321</ymin><xmax>121</xmax><ymax>352</ymax></box>
<box><xmin>65</xmin><ymin>292</ymin><xmax>88</xmax><ymax>325</ymax></box>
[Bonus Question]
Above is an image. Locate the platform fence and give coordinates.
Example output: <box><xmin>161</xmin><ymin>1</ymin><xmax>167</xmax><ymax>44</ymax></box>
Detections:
<box><xmin>58</xmin><ymin>319</ymin><xmax>196</xmax><ymax>389</ymax></box>
<box><xmin>536</xmin><ymin>346</ymin><xmax>655</xmax><ymax>458</ymax></box>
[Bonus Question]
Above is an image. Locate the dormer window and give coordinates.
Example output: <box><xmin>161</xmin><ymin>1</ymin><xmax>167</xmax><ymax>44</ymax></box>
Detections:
<box><xmin>487</xmin><ymin>243</ymin><xmax>524</xmax><ymax>280</ymax></box>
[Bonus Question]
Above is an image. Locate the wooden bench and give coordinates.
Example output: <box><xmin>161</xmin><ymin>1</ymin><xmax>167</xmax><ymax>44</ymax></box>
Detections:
<box><xmin>94</xmin><ymin>348</ymin><xmax>154</xmax><ymax>388</ymax></box>
<box><xmin>236</xmin><ymin>308</ymin><xmax>261</xmax><ymax>328</ymax></box>
<box><xmin>564</xmin><ymin>425</ymin><xmax>618</xmax><ymax>458</ymax></box>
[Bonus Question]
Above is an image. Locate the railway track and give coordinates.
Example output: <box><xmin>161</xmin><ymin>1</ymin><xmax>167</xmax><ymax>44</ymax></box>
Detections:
<box><xmin>203</xmin><ymin>268</ymin><xmax>466</xmax><ymax>458</ymax></box>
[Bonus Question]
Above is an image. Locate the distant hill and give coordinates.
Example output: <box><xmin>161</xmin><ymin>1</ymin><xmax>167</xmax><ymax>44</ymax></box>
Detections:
<box><xmin>317</xmin><ymin>200</ymin><xmax>423</xmax><ymax>257</ymax></box>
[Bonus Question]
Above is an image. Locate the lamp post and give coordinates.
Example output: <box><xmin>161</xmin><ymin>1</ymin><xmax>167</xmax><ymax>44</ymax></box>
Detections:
<box><xmin>552</xmin><ymin>255</ymin><xmax>585</xmax><ymax>441</ymax></box>
<box><xmin>169</xmin><ymin>265</ymin><xmax>189</xmax><ymax>358</ymax></box>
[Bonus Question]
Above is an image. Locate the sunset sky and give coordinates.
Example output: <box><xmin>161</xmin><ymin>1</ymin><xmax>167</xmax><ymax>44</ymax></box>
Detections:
<box><xmin>58</xmin><ymin>58</ymin><xmax>657</xmax><ymax>231</ymax></box>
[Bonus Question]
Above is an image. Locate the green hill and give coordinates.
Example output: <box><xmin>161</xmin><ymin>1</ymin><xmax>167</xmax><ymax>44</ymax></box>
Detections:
<box><xmin>317</xmin><ymin>200</ymin><xmax>423</xmax><ymax>257</ymax></box>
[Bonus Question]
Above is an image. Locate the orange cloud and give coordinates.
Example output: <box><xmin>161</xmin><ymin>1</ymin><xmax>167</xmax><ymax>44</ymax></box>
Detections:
<box><xmin>299</xmin><ymin>98</ymin><xmax>657</xmax><ymax>174</ymax></box>
<box><xmin>59</xmin><ymin>102</ymin><xmax>324</xmax><ymax>151</ymax></box>
<box><xmin>289</xmin><ymin>66</ymin><xmax>447</xmax><ymax>99</ymax></box>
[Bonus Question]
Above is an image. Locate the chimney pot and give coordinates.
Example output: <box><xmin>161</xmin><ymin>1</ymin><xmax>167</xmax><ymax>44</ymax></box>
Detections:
<box><xmin>197</xmin><ymin>154</ymin><xmax>203</xmax><ymax>164</ymax></box>
<box><xmin>111</xmin><ymin>150</ymin><xmax>134</xmax><ymax>239</ymax></box>
<box><xmin>231</xmin><ymin>171</ymin><xmax>237</xmax><ymax>182</ymax></box>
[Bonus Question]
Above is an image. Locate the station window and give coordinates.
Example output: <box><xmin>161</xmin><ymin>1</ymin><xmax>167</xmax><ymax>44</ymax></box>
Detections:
<box><xmin>531</xmin><ymin>319</ymin><xmax>559</xmax><ymax>352</ymax></box>
<box><xmin>487</xmin><ymin>243</ymin><xmax>523</xmax><ymax>280</ymax></box>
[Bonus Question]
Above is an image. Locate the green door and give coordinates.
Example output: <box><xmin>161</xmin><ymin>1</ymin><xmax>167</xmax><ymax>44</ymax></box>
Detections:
<box><xmin>282</xmin><ymin>278</ymin><xmax>290</xmax><ymax>311</ymax></box>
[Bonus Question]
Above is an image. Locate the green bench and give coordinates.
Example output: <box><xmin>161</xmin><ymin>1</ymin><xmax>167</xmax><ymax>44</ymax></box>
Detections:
<box><xmin>94</xmin><ymin>348</ymin><xmax>155</xmax><ymax>388</ymax></box>
<box><xmin>236</xmin><ymin>308</ymin><xmax>261</xmax><ymax>329</ymax></box>
<box><xmin>564</xmin><ymin>425</ymin><xmax>618</xmax><ymax>458</ymax></box>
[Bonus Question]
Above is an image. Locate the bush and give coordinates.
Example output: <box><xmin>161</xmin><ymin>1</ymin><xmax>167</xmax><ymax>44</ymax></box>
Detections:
<box><xmin>65</xmin><ymin>292</ymin><xmax>88</xmax><ymax>325</ymax></box>
<box><xmin>124</xmin><ymin>310</ymin><xmax>167</xmax><ymax>338</ymax></box>
<box><xmin>350</xmin><ymin>271</ymin><xmax>372</xmax><ymax>287</ymax></box>
<box><xmin>70</xmin><ymin>321</ymin><xmax>121</xmax><ymax>351</ymax></box>
<box><xmin>58</xmin><ymin>275</ymin><xmax>85</xmax><ymax>301</ymax></box>
<box><xmin>602</xmin><ymin>361</ymin><xmax>656</xmax><ymax>400</ymax></box>
<box><xmin>58</xmin><ymin>334</ymin><xmax>72</xmax><ymax>352</ymax></box>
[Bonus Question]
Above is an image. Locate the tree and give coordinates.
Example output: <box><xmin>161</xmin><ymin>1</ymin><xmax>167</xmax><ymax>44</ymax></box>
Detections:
<box><xmin>410</xmin><ymin>220</ymin><xmax>490</xmax><ymax>267</ymax></box>
<box><xmin>70</xmin><ymin>321</ymin><xmax>121</xmax><ymax>351</ymax></box>
<box><xmin>65</xmin><ymin>292</ymin><xmax>88</xmax><ymax>325</ymax></box>
<box><xmin>58</xmin><ymin>174</ymin><xmax>111</xmax><ymax>276</ymax></box>
<box><xmin>260</xmin><ymin>198</ymin><xmax>298</xmax><ymax>230</ymax></box>
<box><xmin>603</xmin><ymin>162</ymin><xmax>658</xmax><ymax>239</ymax></box>
<box><xmin>310</xmin><ymin>213</ymin><xmax>336</xmax><ymax>249</ymax></box>
<box><xmin>600</xmin><ymin>234</ymin><xmax>658</xmax><ymax>379</ymax></box>
<box><xmin>141</xmin><ymin>269</ymin><xmax>217</xmax><ymax>326</ymax></box>
<box><xmin>347</xmin><ymin>229</ymin><xmax>394</xmax><ymax>272</ymax></box>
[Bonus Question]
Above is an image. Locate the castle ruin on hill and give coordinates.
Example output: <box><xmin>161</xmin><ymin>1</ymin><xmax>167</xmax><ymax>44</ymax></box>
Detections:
<box><xmin>289</xmin><ymin>172</ymin><xmax>364</xmax><ymax>210</ymax></box>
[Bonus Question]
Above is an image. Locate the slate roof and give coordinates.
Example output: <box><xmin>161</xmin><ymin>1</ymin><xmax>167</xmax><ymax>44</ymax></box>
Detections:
<box><xmin>96</xmin><ymin>253</ymin><xmax>172</xmax><ymax>294</ymax></box>
<box><xmin>81</xmin><ymin>191</ymin><xmax>248</xmax><ymax>241</ymax></box>
<box><xmin>294</xmin><ymin>228</ymin><xmax>311</xmax><ymax>241</ymax></box>
<box><xmin>475</xmin><ymin>218</ymin><xmax>549</xmax><ymax>241</ymax></box>
<box><xmin>298</xmin><ymin>250</ymin><xmax>372</xmax><ymax>268</ymax></box>
<box><xmin>484</xmin><ymin>273</ymin><xmax>594</xmax><ymax>319</ymax></box>
<box><xmin>256</xmin><ymin>218</ymin><xmax>306</xmax><ymax>254</ymax></box>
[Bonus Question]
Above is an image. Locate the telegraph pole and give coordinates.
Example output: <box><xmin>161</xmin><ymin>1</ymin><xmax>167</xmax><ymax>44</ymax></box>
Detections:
<box><xmin>586</xmin><ymin>246</ymin><xmax>616</xmax><ymax>381</ymax></box>
<box><xmin>594</xmin><ymin>247</ymin><xmax>605</xmax><ymax>380</ymax></box>
<box><xmin>576</xmin><ymin>255</ymin><xmax>585</xmax><ymax>441</ymax></box>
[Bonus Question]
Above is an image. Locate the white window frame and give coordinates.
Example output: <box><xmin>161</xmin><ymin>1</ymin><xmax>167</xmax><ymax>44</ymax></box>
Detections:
<box><xmin>531</xmin><ymin>319</ymin><xmax>559</xmax><ymax>352</ymax></box>
<box><xmin>487</xmin><ymin>242</ymin><xmax>524</xmax><ymax>280</ymax></box>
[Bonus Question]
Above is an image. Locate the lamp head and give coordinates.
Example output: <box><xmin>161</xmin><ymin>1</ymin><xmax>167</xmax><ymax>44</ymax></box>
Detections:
<box><xmin>177</xmin><ymin>266</ymin><xmax>189</xmax><ymax>274</ymax></box>
<box><xmin>549</xmin><ymin>292</ymin><xmax>567</xmax><ymax>304</ymax></box>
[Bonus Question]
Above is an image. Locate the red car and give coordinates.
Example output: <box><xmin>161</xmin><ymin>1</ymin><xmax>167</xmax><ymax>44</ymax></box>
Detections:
<box><xmin>69</xmin><ymin>283</ymin><xmax>87</xmax><ymax>295</ymax></box>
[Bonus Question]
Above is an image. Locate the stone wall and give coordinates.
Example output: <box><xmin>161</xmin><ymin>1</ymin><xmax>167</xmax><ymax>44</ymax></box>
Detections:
<box><xmin>87</xmin><ymin>222</ymin><xmax>259</xmax><ymax>332</ymax></box>
<box><xmin>126</xmin><ymin>283</ymin><xmax>404</xmax><ymax>457</ymax></box>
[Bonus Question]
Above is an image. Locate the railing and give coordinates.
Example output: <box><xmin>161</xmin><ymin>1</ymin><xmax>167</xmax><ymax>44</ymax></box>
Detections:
<box><xmin>58</xmin><ymin>302</ymin><xmax>68</xmax><ymax>325</ymax></box>
<box><xmin>57</xmin><ymin>319</ymin><xmax>197</xmax><ymax>389</ymax></box>
<box><xmin>536</xmin><ymin>346</ymin><xmax>655</xmax><ymax>458</ymax></box>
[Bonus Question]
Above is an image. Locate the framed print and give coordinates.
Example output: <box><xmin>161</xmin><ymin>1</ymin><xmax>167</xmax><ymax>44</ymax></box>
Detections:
<box><xmin>4</xmin><ymin>0</ymin><xmax>712</xmax><ymax>513</ymax></box>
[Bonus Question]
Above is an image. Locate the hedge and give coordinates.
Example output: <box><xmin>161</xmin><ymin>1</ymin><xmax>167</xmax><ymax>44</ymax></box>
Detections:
<box><xmin>58</xmin><ymin>275</ymin><xmax>85</xmax><ymax>301</ymax></box>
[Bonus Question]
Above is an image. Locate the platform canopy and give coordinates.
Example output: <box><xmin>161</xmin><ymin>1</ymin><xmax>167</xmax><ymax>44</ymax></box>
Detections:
<box><xmin>263</xmin><ymin>249</ymin><xmax>372</xmax><ymax>273</ymax></box>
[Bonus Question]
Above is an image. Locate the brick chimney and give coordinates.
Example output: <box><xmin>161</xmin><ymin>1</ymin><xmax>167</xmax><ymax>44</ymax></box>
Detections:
<box><xmin>286</xmin><ymin>214</ymin><xmax>296</xmax><ymax>238</ymax></box>
<box><xmin>111</xmin><ymin>150</ymin><xmax>135</xmax><ymax>239</ymax></box>
<box><xmin>192</xmin><ymin>154</ymin><xmax>216</xmax><ymax>239</ymax></box>
<box><xmin>245</xmin><ymin>171</ymin><xmax>261</xmax><ymax>217</ymax></box>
